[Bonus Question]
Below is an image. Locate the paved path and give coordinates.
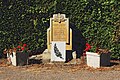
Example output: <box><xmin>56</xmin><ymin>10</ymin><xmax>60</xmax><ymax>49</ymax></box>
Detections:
<box><xmin>0</xmin><ymin>63</ymin><xmax>120</xmax><ymax>80</ymax></box>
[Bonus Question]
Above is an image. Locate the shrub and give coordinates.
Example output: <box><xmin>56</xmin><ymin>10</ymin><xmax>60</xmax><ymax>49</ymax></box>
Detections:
<box><xmin>0</xmin><ymin>0</ymin><xmax>119</xmax><ymax>59</ymax></box>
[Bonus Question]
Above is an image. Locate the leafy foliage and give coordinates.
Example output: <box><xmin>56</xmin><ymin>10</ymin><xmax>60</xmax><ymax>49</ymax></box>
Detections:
<box><xmin>0</xmin><ymin>0</ymin><xmax>119</xmax><ymax>59</ymax></box>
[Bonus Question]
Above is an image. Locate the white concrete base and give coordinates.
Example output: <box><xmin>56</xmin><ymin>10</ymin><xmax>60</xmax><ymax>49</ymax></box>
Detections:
<box><xmin>51</xmin><ymin>42</ymin><xmax>66</xmax><ymax>62</ymax></box>
<box><xmin>86</xmin><ymin>52</ymin><xmax>110</xmax><ymax>68</ymax></box>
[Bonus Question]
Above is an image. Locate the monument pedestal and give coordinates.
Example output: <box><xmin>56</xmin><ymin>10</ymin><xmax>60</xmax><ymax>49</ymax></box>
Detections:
<box><xmin>51</xmin><ymin>42</ymin><xmax>66</xmax><ymax>62</ymax></box>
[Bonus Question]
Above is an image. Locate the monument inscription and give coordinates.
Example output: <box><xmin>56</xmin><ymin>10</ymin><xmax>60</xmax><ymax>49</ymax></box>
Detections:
<box><xmin>52</xmin><ymin>22</ymin><xmax>67</xmax><ymax>41</ymax></box>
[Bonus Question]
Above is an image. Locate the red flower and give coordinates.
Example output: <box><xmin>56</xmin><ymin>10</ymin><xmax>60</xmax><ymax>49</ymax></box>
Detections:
<box><xmin>84</xmin><ymin>43</ymin><xmax>91</xmax><ymax>51</ymax></box>
<box><xmin>21</xmin><ymin>47</ymin><xmax>25</xmax><ymax>51</ymax></box>
<box><xmin>17</xmin><ymin>46</ymin><xmax>21</xmax><ymax>48</ymax></box>
<box><xmin>23</xmin><ymin>44</ymin><xmax>27</xmax><ymax>47</ymax></box>
<box><xmin>13</xmin><ymin>48</ymin><xmax>16</xmax><ymax>50</ymax></box>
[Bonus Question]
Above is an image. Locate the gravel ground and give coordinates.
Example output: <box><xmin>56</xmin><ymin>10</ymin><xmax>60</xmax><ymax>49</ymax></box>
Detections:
<box><xmin>0</xmin><ymin>59</ymin><xmax>120</xmax><ymax>80</ymax></box>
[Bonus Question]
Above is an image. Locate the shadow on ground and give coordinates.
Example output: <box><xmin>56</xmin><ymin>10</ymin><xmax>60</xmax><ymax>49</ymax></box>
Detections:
<box><xmin>110</xmin><ymin>62</ymin><xmax>119</xmax><ymax>66</ymax></box>
<box><xmin>28</xmin><ymin>59</ymin><xmax>42</xmax><ymax>64</ymax></box>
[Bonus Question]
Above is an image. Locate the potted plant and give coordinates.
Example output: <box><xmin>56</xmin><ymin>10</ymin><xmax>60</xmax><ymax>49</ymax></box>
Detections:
<box><xmin>86</xmin><ymin>45</ymin><xmax>111</xmax><ymax>68</ymax></box>
<box><xmin>11</xmin><ymin>43</ymin><xmax>29</xmax><ymax>66</ymax></box>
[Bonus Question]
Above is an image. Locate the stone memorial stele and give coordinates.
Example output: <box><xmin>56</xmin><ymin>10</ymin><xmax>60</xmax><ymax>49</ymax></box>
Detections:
<box><xmin>47</xmin><ymin>13</ymin><xmax>72</xmax><ymax>51</ymax></box>
<box><xmin>42</xmin><ymin>13</ymin><xmax>73</xmax><ymax>62</ymax></box>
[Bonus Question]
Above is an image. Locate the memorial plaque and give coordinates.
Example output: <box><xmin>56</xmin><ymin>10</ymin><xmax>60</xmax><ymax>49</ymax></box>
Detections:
<box><xmin>52</xmin><ymin>22</ymin><xmax>68</xmax><ymax>42</ymax></box>
<box><xmin>47</xmin><ymin>13</ymin><xmax>72</xmax><ymax>51</ymax></box>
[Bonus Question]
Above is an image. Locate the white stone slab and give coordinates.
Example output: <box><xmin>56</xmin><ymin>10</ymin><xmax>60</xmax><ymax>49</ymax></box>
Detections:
<box><xmin>51</xmin><ymin>41</ymin><xmax>66</xmax><ymax>62</ymax></box>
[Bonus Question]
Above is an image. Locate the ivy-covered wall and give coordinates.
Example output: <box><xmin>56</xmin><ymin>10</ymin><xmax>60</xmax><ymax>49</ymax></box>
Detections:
<box><xmin>0</xmin><ymin>0</ymin><xmax>120</xmax><ymax>59</ymax></box>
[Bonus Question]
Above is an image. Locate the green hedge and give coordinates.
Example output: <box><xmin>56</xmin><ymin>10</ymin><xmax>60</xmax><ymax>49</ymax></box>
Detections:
<box><xmin>0</xmin><ymin>0</ymin><xmax>120</xmax><ymax>59</ymax></box>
